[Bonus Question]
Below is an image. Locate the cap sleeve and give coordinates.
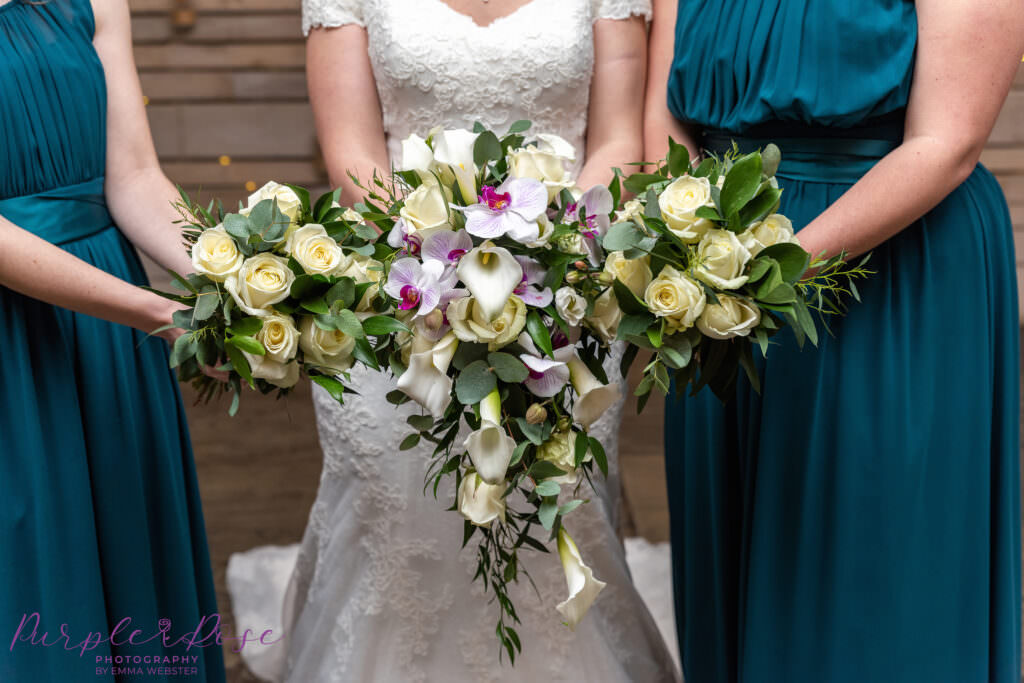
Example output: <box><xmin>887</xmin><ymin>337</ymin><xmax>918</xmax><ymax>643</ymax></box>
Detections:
<box><xmin>302</xmin><ymin>0</ymin><xmax>365</xmax><ymax>36</ymax></box>
<box><xmin>592</xmin><ymin>0</ymin><xmax>652</xmax><ymax>22</ymax></box>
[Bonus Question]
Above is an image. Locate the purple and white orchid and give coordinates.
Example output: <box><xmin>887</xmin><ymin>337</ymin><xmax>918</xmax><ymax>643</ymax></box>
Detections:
<box><xmin>386</xmin><ymin>218</ymin><xmax>423</xmax><ymax>257</ymax></box>
<box><xmin>512</xmin><ymin>255</ymin><xmax>553</xmax><ymax>308</ymax></box>
<box><xmin>422</xmin><ymin>229</ymin><xmax>473</xmax><ymax>270</ymax></box>
<box><xmin>566</xmin><ymin>185</ymin><xmax>614</xmax><ymax>265</ymax></box>
<box><xmin>461</xmin><ymin>178</ymin><xmax>548</xmax><ymax>244</ymax></box>
<box><xmin>383</xmin><ymin>257</ymin><xmax>454</xmax><ymax>317</ymax></box>
<box><xmin>517</xmin><ymin>332</ymin><xmax>570</xmax><ymax>398</ymax></box>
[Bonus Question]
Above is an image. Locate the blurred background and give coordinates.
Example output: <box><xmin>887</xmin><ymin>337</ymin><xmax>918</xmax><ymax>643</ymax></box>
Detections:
<box><xmin>126</xmin><ymin>1</ymin><xmax>1024</xmax><ymax>680</ymax></box>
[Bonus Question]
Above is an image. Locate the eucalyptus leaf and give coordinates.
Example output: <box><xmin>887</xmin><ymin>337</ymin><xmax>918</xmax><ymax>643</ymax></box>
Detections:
<box><xmin>455</xmin><ymin>360</ymin><xmax>497</xmax><ymax>405</ymax></box>
<box><xmin>535</xmin><ymin>480</ymin><xmax>560</xmax><ymax>497</ymax></box>
<box><xmin>488</xmin><ymin>352</ymin><xmax>529</xmax><ymax>383</ymax></box>
<box><xmin>473</xmin><ymin>131</ymin><xmax>502</xmax><ymax>166</ymax></box>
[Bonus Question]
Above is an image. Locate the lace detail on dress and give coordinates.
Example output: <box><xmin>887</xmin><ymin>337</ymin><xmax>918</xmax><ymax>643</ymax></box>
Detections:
<box><xmin>592</xmin><ymin>0</ymin><xmax>652</xmax><ymax>22</ymax></box>
<box><xmin>302</xmin><ymin>0</ymin><xmax>363</xmax><ymax>35</ymax></box>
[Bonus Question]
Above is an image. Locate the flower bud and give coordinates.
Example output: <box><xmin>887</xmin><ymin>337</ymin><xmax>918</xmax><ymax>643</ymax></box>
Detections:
<box><xmin>597</xmin><ymin>271</ymin><xmax>615</xmax><ymax>285</ymax></box>
<box><xmin>573</xmin><ymin>260</ymin><xmax>589</xmax><ymax>271</ymax></box>
<box><xmin>557</xmin><ymin>416</ymin><xmax>572</xmax><ymax>431</ymax></box>
<box><xmin>565</xmin><ymin>271</ymin><xmax>583</xmax><ymax>284</ymax></box>
<box><xmin>525</xmin><ymin>403</ymin><xmax>548</xmax><ymax>425</ymax></box>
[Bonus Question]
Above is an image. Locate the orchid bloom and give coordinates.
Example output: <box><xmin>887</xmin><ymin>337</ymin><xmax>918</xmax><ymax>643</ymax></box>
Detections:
<box><xmin>517</xmin><ymin>332</ymin><xmax>570</xmax><ymax>398</ymax></box>
<box><xmin>422</xmin><ymin>229</ymin><xmax>473</xmax><ymax>271</ymax></box>
<box><xmin>566</xmin><ymin>353</ymin><xmax>621</xmax><ymax>429</ymax></box>
<box><xmin>383</xmin><ymin>257</ymin><xmax>453</xmax><ymax>317</ymax></box>
<box><xmin>555</xmin><ymin>527</ymin><xmax>607</xmax><ymax>630</ymax></box>
<box><xmin>396</xmin><ymin>331</ymin><xmax>458</xmax><ymax>419</ymax></box>
<box><xmin>463</xmin><ymin>389</ymin><xmax>516</xmax><ymax>484</ymax></box>
<box><xmin>461</xmin><ymin>178</ymin><xmax>548</xmax><ymax>244</ymax></box>
<box><xmin>432</xmin><ymin>129</ymin><xmax>480</xmax><ymax>204</ymax></box>
<box><xmin>512</xmin><ymin>256</ymin><xmax>554</xmax><ymax>308</ymax></box>
<box><xmin>566</xmin><ymin>185</ymin><xmax>614</xmax><ymax>266</ymax></box>
<box><xmin>386</xmin><ymin>218</ymin><xmax>423</xmax><ymax>257</ymax></box>
<box><xmin>455</xmin><ymin>241</ymin><xmax>523</xmax><ymax>321</ymax></box>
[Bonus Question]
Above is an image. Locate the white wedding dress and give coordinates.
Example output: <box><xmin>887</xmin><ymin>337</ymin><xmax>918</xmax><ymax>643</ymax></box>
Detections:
<box><xmin>229</xmin><ymin>1</ymin><xmax>680</xmax><ymax>681</ymax></box>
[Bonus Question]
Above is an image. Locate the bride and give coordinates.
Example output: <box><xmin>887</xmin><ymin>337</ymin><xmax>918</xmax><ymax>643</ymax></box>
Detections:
<box><xmin>235</xmin><ymin>1</ymin><xmax>679</xmax><ymax>681</ymax></box>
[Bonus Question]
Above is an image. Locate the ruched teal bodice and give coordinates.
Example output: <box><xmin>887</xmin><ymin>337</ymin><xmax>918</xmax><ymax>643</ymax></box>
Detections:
<box><xmin>0</xmin><ymin>2</ymin><xmax>224</xmax><ymax>680</ymax></box>
<box><xmin>661</xmin><ymin>2</ymin><xmax>1020</xmax><ymax>682</ymax></box>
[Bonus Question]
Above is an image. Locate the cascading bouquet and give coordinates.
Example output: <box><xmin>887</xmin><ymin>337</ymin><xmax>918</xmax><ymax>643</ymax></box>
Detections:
<box><xmin>153</xmin><ymin>121</ymin><xmax>869</xmax><ymax>662</ymax></box>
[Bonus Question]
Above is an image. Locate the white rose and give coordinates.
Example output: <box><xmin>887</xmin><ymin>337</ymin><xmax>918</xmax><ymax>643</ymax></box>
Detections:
<box><xmin>696</xmin><ymin>295</ymin><xmax>762</xmax><ymax>340</ymax></box>
<box><xmin>555</xmin><ymin>287</ymin><xmax>587</xmax><ymax>326</ymax></box>
<box><xmin>225</xmin><ymin>253</ymin><xmax>296</xmax><ymax>317</ymax></box>
<box><xmin>243</xmin><ymin>312</ymin><xmax>300</xmax><ymax>388</ymax></box>
<box><xmin>693</xmin><ymin>229</ymin><xmax>752</xmax><ymax>290</ymax></box>
<box><xmin>658</xmin><ymin>175</ymin><xmax>715</xmax><ymax>243</ymax></box>
<box><xmin>341</xmin><ymin>208</ymin><xmax>362</xmax><ymax>223</ymax></box>
<box><xmin>507</xmin><ymin>134</ymin><xmax>576</xmax><ymax>202</ymax></box>
<box><xmin>336</xmin><ymin>253</ymin><xmax>384</xmax><ymax>311</ymax></box>
<box><xmin>603</xmin><ymin>252</ymin><xmax>652</xmax><ymax>299</ymax></box>
<box><xmin>284</xmin><ymin>224</ymin><xmax>344</xmax><ymax>276</ymax></box>
<box><xmin>524</xmin><ymin>213</ymin><xmax>555</xmax><ymax>249</ymax></box>
<box><xmin>614</xmin><ymin>198</ymin><xmax>645</xmax><ymax>226</ymax></box>
<box><xmin>643</xmin><ymin>265</ymin><xmax>706</xmax><ymax>331</ymax></box>
<box><xmin>399</xmin><ymin>183</ymin><xmax>451</xmax><ymax>237</ymax></box>
<box><xmin>240</xmin><ymin>181</ymin><xmax>302</xmax><ymax>230</ymax></box>
<box><xmin>585</xmin><ymin>290</ymin><xmax>623</xmax><ymax>343</ymax></box>
<box><xmin>739</xmin><ymin>213</ymin><xmax>799</xmax><ymax>256</ymax></box>
<box><xmin>191</xmin><ymin>226</ymin><xmax>243</xmax><ymax>282</ymax></box>
<box><xmin>537</xmin><ymin>430</ymin><xmax>587</xmax><ymax>485</ymax></box>
<box><xmin>555</xmin><ymin>232</ymin><xmax>585</xmax><ymax>255</ymax></box>
<box><xmin>447</xmin><ymin>295</ymin><xmax>527</xmax><ymax>351</ymax></box>
<box><xmin>299</xmin><ymin>316</ymin><xmax>356</xmax><ymax>375</ymax></box>
<box><xmin>457</xmin><ymin>473</ymin><xmax>507</xmax><ymax>528</ymax></box>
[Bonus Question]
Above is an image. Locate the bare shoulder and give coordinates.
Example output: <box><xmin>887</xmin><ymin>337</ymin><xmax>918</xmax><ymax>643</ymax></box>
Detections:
<box><xmin>87</xmin><ymin>0</ymin><xmax>131</xmax><ymax>42</ymax></box>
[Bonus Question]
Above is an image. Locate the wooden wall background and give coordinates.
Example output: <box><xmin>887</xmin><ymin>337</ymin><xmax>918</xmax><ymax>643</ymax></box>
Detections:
<box><xmin>131</xmin><ymin>1</ymin><xmax>1024</xmax><ymax>315</ymax></box>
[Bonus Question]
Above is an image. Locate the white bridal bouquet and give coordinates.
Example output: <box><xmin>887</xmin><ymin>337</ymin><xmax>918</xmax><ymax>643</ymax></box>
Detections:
<box><xmin>153</xmin><ymin>122</ymin><xmax>868</xmax><ymax>661</ymax></box>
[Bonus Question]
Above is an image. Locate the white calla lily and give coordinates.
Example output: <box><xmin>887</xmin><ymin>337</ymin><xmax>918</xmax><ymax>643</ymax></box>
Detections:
<box><xmin>567</xmin><ymin>354</ymin><xmax>621</xmax><ymax>429</ymax></box>
<box><xmin>399</xmin><ymin>133</ymin><xmax>435</xmax><ymax>178</ymax></box>
<box><xmin>456</xmin><ymin>241</ymin><xmax>523</xmax><ymax>322</ymax></box>
<box><xmin>555</xmin><ymin>527</ymin><xmax>606</xmax><ymax>630</ymax></box>
<box><xmin>433</xmin><ymin>129</ymin><xmax>479</xmax><ymax>204</ymax></box>
<box><xmin>464</xmin><ymin>389</ymin><xmax>516</xmax><ymax>484</ymax></box>
<box><xmin>396</xmin><ymin>331</ymin><xmax>459</xmax><ymax>420</ymax></box>
<box><xmin>457</xmin><ymin>472</ymin><xmax>507</xmax><ymax>528</ymax></box>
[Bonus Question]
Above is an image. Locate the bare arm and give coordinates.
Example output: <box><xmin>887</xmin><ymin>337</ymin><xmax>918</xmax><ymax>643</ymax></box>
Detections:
<box><xmin>576</xmin><ymin>15</ymin><xmax>649</xmax><ymax>191</ymax></box>
<box><xmin>795</xmin><ymin>0</ymin><xmax>1024</xmax><ymax>259</ymax></box>
<box><xmin>642</xmin><ymin>0</ymin><xmax>698</xmax><ymax>166</ymax></box>
<box><xmin>94</xmin><ymin>0</ymin><xmax>193</xmax><ymax>277</ymax></box>
<box><xmin>306</xmin><ymin>25</ymin><xmax>390</xmax><ymax>204</ymax></box>
<box><xmin>0</xmin><ymin>0</ymin><xmax>180</xmax><ymax>340</ymax></box>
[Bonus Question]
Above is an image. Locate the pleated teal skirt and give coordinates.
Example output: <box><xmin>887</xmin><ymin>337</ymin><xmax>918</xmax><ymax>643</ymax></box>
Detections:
<box><xmin>665</xmin><ymin>133</ymin><xmax>1020</xmax><ymax>682</ymax></box>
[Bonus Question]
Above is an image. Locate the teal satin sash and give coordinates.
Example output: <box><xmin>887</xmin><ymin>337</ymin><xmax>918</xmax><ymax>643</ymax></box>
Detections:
<box><xmin>702</xmin><ymin>129</ymin><xmax>900</xmax><ymax>184</ymax></box>
<box><xmin>0</xmin><ymin>177</ymin><xmax>112</xmax><ymax>245</ymax></box>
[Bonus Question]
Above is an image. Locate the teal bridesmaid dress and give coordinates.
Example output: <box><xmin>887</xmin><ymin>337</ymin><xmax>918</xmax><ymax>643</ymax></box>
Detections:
<box><xmin>0</xmin><ymin>1</ymin><xmax>225</xmax><ymax>680</ymax></box>
<box><xmin>663</xmin><ymin>1</ymin><xmax>1021</xmax><ymax>681</ymax></box>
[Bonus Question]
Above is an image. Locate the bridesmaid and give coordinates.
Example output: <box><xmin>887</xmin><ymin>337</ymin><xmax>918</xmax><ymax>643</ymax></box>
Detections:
<box><xmin>646</xmin><ymin>0</ymin><xmax>1022</xmax><ymax>681</ymax></box>
<box><xmin>0</xmin><ymin>0</ymin><xmax>225</xmax><ymax>680</ymax></box>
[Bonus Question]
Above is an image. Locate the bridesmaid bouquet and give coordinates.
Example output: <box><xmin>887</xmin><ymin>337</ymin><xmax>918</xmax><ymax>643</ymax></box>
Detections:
<box><xmin>153</xmin><ymin>122</ymin><xmax>869</xmax><ymax>661</ymax></box>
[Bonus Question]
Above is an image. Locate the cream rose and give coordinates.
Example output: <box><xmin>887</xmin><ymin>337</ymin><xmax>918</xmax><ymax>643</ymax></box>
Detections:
<box><xmin>586</xmin><ymin>290</ymin><xmax>623</xmax><ymax>343</ymax></box>
<box><xmin>739</xmin><ymin>213</ymin><xmax>799</xmax><ymax>256</ymax></box>
<box><xmin>696</xmin><ymin>295</ymin><xmax>762</xmax><ymax>340</ymax></box>
<box><xmin>285</xmin><ymin>224</ymin><xmax>344</xmax><ymax>276</ymax></box>
<box><xmin>537</xmin><ymin>430</ymin><xmax>588</xmax><ymax>485</ymax></box>
<box><xmin>555</xmin><ymin>287</ymin><xmax>587</xmax><ymax>327</ymax></box>
<box><xmin>614</xmin><ymin>198</ymin><xmax>646</xmax><ymax>226</ymax></box>
<box><xmin>243</xmin><ymin>312</ymin><xmax>300</xmax><ymax>388</ymax></box>
<box><xmin>191</xmin><ymin>226</ymin><xmax>243</xmax><ymax>282</ymax></box>
<box><xmin>336</xmin><ymin>253</ymin><xmax>384</xmax><ymax>311</ymax></box>
<box><xmin>643</xmin><ymin>265</ymin><xmax>706</xmax><ymax>331</ymax></box>
<box><xmin>399</xmin><ymin>182</ymin><xmax>451</xmax><ymax>237</ymax></box>
<box><xmin>658</xmin><ymin>175</ymin><xmax>715</xmax><ymax>243</ymax></box>
<box><xmin>507</xmin><ymin>134</ymin><xmax>576</xmax><ymax>202</ymax></box>
<box><xmin>240</xmin><ymin>181</ymin><xmax>302</xmax><ymax>227</ymax></box>
<box><xmin>554</xmin><ymin>232</ymin><xmax>585</xmax><ymax>255</ymax></box>
<box><xmin>603</xmin><ymin>251</ymin><xmax>652</xmax><ymax>299</ymax></box>
<box><xmin>693</xmin><ymin>229</ymin><xmax>752</xmax><ymax>290</ymax></box>
<box><xmin>225</xmin><ymin>253</ymin><xmax>296</xmax><ymax>317</ymax></box>
<box><xmin>299</xmin><ymin>316</ymin><xmax>356</xmax><ymax>375</ymax></box>
<box><xmin>447</xmin><ymin>295</ymin><xmax>527</xmax><ymax>350</ymax></box>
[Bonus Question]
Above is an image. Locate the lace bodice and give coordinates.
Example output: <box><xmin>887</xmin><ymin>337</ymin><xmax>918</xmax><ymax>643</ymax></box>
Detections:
<box><xmin>302</xmin><ymin>0</ymin><xmax>652</xmax><ymax>162</ymax></box>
